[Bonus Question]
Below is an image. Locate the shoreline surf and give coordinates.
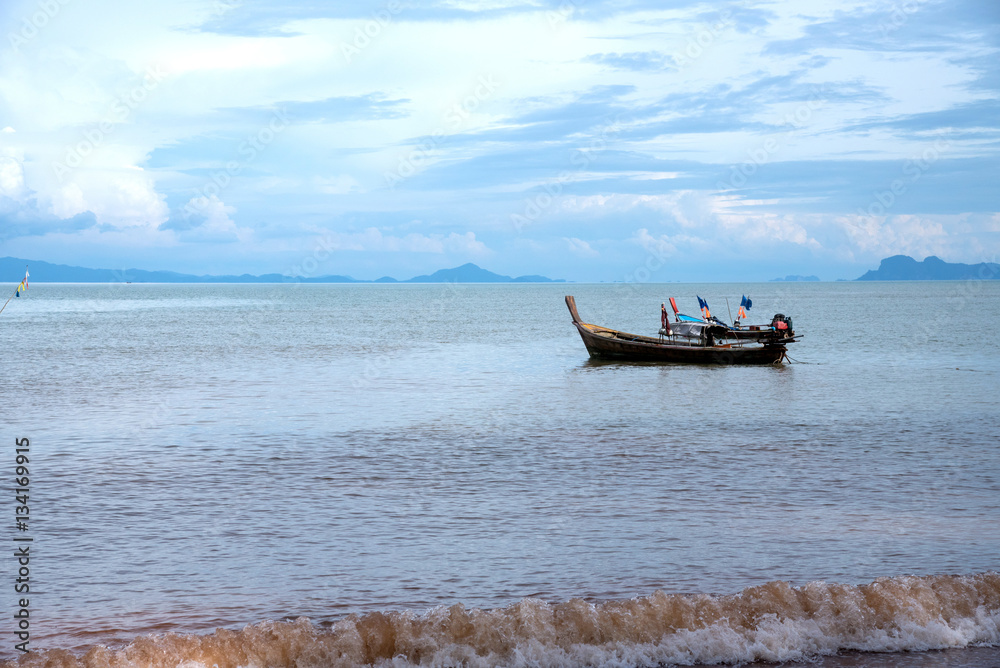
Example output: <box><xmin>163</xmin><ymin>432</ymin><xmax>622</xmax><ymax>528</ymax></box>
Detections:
<box><xmin>6</xmin><ymin>572</ymin><xmax>998</xmax><ymax>667</ymax></box>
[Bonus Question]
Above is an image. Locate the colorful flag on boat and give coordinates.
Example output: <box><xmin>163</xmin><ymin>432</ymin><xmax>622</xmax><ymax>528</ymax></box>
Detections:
<box><xmin>737</xmin><ymin>294</ymin><xmax>750</xmax><ymax>319</ymax></box>
<box><xmin>697</xmin><ymin>296</ymin><xmax>710</xmax><ymax>319</ymax></box>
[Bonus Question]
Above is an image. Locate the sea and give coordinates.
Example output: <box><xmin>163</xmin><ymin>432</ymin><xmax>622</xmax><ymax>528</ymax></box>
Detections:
<box><xmin>0</xmin><ymin>281</ymin><xmax>997</xmax><ymax>668</ymax></box>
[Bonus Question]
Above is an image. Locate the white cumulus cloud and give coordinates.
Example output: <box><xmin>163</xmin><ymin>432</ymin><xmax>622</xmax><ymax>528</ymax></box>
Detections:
<box><xmin>564</xmin><ymin>236</ymin><xmax>598</xmax><ymax>257</ymax></box>
<box><xmin>176</xmin><ymin>195</ymin><xmax>248</xmax><ymax>243</ymax></box>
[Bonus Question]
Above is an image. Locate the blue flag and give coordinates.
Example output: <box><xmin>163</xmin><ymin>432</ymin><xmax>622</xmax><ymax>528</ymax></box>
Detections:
<box><xmin>697</xmin><ymin>296</ymin><xmax>706</xmax><ymax>310</ymax></box>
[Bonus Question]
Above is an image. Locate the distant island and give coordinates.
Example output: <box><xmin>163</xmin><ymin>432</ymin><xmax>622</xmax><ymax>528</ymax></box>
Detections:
<box><xmin>770</xmin><ymin>275</ymin><xmax>820</xmax><ymax>282</ymax></box>
<box><xmin>0</xmin><ymin>258</ymin><xmax>564</xmax><ymax>284</ymax></box>
<box><xmin>856</xmin><ymin>255</ymin><xmax>1000</xmax><ymax>281</ymax></box>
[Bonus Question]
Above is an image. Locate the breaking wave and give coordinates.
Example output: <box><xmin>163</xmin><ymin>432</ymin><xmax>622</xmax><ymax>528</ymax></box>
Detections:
<box><xmin>8</xmin><ymin>573</ymin><xmax>999</xmax><ymax>668</ymax></box>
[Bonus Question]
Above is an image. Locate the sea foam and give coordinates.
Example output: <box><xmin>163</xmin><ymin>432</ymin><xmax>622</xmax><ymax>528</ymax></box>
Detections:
<box><xmin>7</xmin><ymin>572</ymin><xmax>999</xmax><ymax>668</ymax></box>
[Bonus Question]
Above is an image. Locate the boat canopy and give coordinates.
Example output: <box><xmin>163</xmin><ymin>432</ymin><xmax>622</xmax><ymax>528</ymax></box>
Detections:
<box><xmin>671</xmin><ymin>321</ymin><xmax>711</xmax><ymax>339</ymax></box>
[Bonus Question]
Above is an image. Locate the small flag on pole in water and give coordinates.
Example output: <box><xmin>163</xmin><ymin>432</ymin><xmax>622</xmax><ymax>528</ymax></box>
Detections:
<box><xmin>15</xmin><ymin>268</ymin><xmax>28</xmax><ymax>297</ymax></box>
<box><xmin>1</xmin><ymin>266</ymin><xmax>28</xmax><ymax>316</ymax></box>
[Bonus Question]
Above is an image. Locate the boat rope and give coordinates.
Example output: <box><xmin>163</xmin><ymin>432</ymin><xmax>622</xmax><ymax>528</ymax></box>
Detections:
<box><xmin>0</xmin><ymin>266</ymin><xmax>28</xmax><ymax>316</ymax></box>
<box><xmin>781</xmin><ymin>352</ymin><xmax>810</xmax><ymax>364</ymax></box>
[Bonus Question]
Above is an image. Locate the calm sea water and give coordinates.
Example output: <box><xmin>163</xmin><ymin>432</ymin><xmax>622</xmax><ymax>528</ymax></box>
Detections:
<box><xmin>0</xmin><ymin>281</ymin><xmax>998</xmax><ymax>667</ymax></box>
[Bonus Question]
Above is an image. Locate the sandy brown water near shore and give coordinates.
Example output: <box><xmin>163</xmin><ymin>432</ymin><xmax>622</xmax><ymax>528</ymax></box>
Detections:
<box><xmin>4</xmin><ymin>573</ymin><xmax>998</xmax><ymax>667</ymax></box>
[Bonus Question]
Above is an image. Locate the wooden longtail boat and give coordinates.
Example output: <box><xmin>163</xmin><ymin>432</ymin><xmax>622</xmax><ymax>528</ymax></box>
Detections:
<box><xmin>565</xmin><ymin>295</ymin><xmax>796</xmax><ymax>365</ymax></box>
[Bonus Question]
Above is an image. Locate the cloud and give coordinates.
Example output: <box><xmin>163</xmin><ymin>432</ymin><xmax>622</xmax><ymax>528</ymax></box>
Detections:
<box><xmin>845</xmin><ymin>100</ymin><xmax>1000</xmax><ymax>137</ymax></box>
<box><xmin>0</xmin><ymin>0</ymin><xmax>996</xmax><ymax>279</ymax></box>
<box><xmin>853</xmin><ymin>214</ymin><xmax>1000</xmax><ymax>265</ymax></box>
<box><xmin>0</xmin><ymin>136</ymin><xmax>28</xmax><ymax>202</ymax></box>
<box><xmin>0</xmin><ymin>137</ymin><xmax>163</xmax><ymax>240</ymax></box>
<box><xmin>632</xmin><ymin>228</ymin><xmax>675</xmax><ymax>258</ymax></box>
<box><xmin>564</xmin><ymin>236</ymin><xmax>598</xmax><ymax>257</ymax></box>
<box><xmin>161</xmin><ymin>195</ymin><xmax>247</xmax><ymax>243</ymax></box>
<box><xmin>46</xmin><ymin>169</ymin><xmax>170</xmax><ymax>230</ymax></box>
<box><xmin>281</xmin><ymin>94</ymin><xmax>409</xmax><ymax>123</ymax></box>
<box><xmin>324</xmin><ymin>227</ymin><xmax>489</xmax><ymax>254</ymax></box>
<box><xmin>314</xmin><ymin>174</ymin><xmax>361</xmax><ymax>194</ymax></box>
<box><xmin>0</xmin><ymin>195</ymin><xmax>98</xmax><ymax>241</ymax></box>
<box><xmin>693</xmin><ymin>5</ymin><xmax>776</xmax><ymax>33</ymax></box>
<box><xmin>191</xmin><ymin>0</ymin><xmax>712</xmax><ymax>37</ymax></box>
<box><xmin>214</xmin><ymin>94</ymin><xmax>410</xmax><ymax>125</ymax></box>
<box><xmin>0</xmin><ymin>158</ymin><xmax>26</xmax><ymax>200</ymax></box>
<box><xmin>584</xmin><ymin>52</ymin><xmax>671</xmax><ymax>72</ymax></box>
<box><xmin>477</xmin><ymin>92</ymin><xmax>634</xmax><ymax>144</ymax></box>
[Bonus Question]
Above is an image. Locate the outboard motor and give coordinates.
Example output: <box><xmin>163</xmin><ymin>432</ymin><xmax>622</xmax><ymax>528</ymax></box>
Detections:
<box><xmin>770</xmin><ymin>313</ymin><xmax>793</xmax><ymax>334</ymax></box>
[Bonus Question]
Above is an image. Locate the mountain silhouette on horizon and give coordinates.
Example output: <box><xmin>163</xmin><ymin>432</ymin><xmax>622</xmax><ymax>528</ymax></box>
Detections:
<box><xmin>856</xmin><ymin>255</ymin><xmax>1000</xmax><ymax>281</ymax></box>
<box><xmin>404</xmin><ymin>262</ymin><xmax>562</xmax><ymax>283</ymax></box>
<box><xmin>0</xmin><ymin>257</ymin><xmax>563</xmax><ymax>284</ymax></box>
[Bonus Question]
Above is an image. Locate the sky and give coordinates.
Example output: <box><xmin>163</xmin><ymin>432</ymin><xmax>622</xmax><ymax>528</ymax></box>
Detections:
<box><xmin>0</xmin><ymin>0</ymin><xmax>997</xmax><ymax>282</ymax></box>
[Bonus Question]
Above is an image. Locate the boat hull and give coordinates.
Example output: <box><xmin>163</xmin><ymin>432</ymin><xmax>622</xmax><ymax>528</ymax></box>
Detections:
<box><xmin>572</xmin><ymin>322</ymin><xmax>785</xmax><ymax>365</ymax></box>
